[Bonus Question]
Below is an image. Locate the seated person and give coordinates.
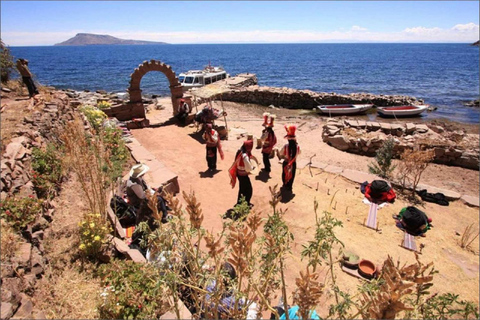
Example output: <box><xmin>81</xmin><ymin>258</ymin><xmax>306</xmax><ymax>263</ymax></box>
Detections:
<box><xmin>126</xmin><ymin>163</ymin><xmax>171</xmax><ymax>252</ymax></box>
<box><xmin>362</xmin><ymin>180</ymin><xmax>396</xmax><ymax>204</ymax></box>
<box><xmin>176</xmin><ymin>98</ymin><xmax>191</xmax><ymax>125</ymax></box>
<box><xmin>202</xmin><ymin>262</ymin><xmax>257</xmax><ymax>319</ymax></box>
<box><xmin>394</xmin><ymin>206</ymin><xmax>432</xmax><ymax>237</ymax></box>
<box><xmin>270</xmin><ymin>305</ymin><xmax>320</xmax><ymax>320</ymax></box>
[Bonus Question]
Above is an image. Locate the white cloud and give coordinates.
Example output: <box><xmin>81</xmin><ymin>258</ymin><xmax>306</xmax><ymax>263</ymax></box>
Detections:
<box><xmin>2</xmin><ymin>23</ymin><xmax>479</xmax><ymax>46</ymax></box>
<box><xmin>452</xmin><ymin>22</ymin><xmax>479</xmax><ymax>32</ymax></box>
<box><xmin>351</xmin><ymin>26</ymin><xmax>368</xmax><ymax>32</ymax></box>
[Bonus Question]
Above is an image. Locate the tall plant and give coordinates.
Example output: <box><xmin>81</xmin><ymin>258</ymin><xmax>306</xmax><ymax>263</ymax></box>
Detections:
<box><xmin>369</xmin><ymin>137</ymin><xmax>397</xmax><ymax>179</ymax></box>
<box><xmin>1</xmin><ymin>39</ymin><xmax>15</xmax><ymax>83</ymax></box>
<box><xmin>396</xmin><ymin>148</ymin><xmax>435</xmax><ymax>198</ymax></box>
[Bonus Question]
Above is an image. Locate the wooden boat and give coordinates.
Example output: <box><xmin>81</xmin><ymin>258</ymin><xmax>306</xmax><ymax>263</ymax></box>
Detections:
<box><xmin>377</xmin><ymin>105</ymin><xmax>429</xmax><ymax>117</ymax></box>
<box><xmin>317</xmin><ymin>104</ymin><xmax>374</xmax><ymax>115</ymax></box>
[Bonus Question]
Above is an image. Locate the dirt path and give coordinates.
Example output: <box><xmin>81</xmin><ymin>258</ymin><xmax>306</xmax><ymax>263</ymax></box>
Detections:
<box><xmin>132</xmin><ymin>99</ymin><xmax>479</xmax><ymax>313</ymax></box>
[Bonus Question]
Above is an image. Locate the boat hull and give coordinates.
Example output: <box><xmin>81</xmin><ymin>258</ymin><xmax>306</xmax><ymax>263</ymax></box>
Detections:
<box><xmin>317</xmin><ymin>104</ymin><xmax>374</xmax><ymax>115</ymax></box>
<box><xmin>377</xmin><ymin>105</ymin><xmax>428</xmax><ymax>117</ymax></box>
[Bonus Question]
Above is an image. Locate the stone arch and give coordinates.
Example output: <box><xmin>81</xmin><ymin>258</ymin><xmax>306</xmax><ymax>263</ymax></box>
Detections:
<box><xmin>128</xmin><ymin>59</ymin><xmax>184</xmax><ymax>115</ymax></box>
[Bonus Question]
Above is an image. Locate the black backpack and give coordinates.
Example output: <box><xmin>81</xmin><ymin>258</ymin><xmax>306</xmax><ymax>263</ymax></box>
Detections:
<box><xmin>402</xmin><ymin>206</ymin><xmax>427</xmax><ymax>231</ymax></box>
<box><xmin>110</xmin><ymin>195</ymin><xmax>136</xmax><ymax>227</ymax></box>
<box><xmin>370</xmin><ymin>180</ymin><xmax>391</xmax><ymax>197</ymax></box>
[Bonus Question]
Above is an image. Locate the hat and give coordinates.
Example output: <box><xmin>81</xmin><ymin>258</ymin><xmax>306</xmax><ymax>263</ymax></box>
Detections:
<box><xmin>284</xmin><ymin>124</ymin><xmax>296</xmax><ymax>139</ymax></box>
<box><xmin>262</xmin><ymin>113</ymin><xmax>276</xmax><ymax>128</ymax></box>
<box><xmin>243</xmin><ymin>140</ymin><xmax>254</xmax><ymax>153</ymax></box>
<box><xmin>262</xmin><ymin>112</ymin><xmax>270</xmax><ymax>127</ymax></box>
<box><xmin>129</xmin><ymin>163</ymin><xmax>149</xmax><ymax>178</ymax></box>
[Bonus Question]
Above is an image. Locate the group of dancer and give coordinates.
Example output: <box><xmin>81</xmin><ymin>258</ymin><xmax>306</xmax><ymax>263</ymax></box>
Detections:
<box><xmin>202</xmin><ymin>112</ymin><xmax>301</xmax><ymax>208</ymax></box>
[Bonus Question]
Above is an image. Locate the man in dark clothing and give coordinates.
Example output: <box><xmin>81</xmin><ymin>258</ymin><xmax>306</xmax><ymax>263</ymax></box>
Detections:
<box><xmin>16</xmin><ymin>59</ymin><xmax>39</xmax><ymax>98</ymax></box>
<box><xmin>126</xmin><ymin>163</ymin><xmax>169</xmax><ymax>225</ymax></box>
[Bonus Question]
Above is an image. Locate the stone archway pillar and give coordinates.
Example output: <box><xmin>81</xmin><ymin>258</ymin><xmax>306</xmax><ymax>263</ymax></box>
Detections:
<box><xmin>128</xmin><ymin>88</ymin><xmax>143</xmax><ymax>103</ymax></box>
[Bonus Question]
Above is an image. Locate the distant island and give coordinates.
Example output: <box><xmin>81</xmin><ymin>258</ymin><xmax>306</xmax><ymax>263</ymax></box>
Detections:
<box><xmin>472</xmin><ymin>40</ymin><xmax>479</xmax><ymax>46</ymax></box>
<box><xmin>54</xmin><ymin>33</ymin><xmax>168</xmax><ymax>46</ymax></box>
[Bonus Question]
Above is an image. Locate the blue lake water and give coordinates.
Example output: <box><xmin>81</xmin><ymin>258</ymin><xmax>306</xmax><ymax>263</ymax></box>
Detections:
<box><xmin>9</xmin><ymin>43</ymin><xmax>480</xmax><ymax>124</ymax></box>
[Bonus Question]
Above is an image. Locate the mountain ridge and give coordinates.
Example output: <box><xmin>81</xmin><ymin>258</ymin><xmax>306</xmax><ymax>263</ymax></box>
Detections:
<box><xmin>54</xmin><ymin>33</ymin><xmax>168</xmax><ymax>46</ymax></box>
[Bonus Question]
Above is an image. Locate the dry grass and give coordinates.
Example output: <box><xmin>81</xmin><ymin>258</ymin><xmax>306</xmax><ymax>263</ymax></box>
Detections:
<box><xmin>460</xmin><ymin>223</ymin><xmax>479</xmax><ymax>253</ymax></box>
<box><xmin>34</xmin><ymin>264</ymin><xmax>102</xmax><ymax>319</ymax></box>
<box><xmin>0</xmin><ymin>218</ymin><xmax>21</xmax><ymax>261</ymax></box>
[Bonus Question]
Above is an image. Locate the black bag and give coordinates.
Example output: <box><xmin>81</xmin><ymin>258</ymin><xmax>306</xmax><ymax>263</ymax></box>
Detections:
<box><xmin>402</xmin><ymin>206</ymin><xmax>427</xmax><ymax>231</ymax></box>
<box><xmin>417</xmin><ymin>189</ymin><xmax>449</xmax><ymax>206</ymax></box>
<box><xmin>370</xmin><ymin>180</ymin><xmax>391</xmax><ymax>198</ymax></box>
<box><xmin>110</xmin><ymin>195</ymin><xmax>136</xmax><ymax>227</ymax></box>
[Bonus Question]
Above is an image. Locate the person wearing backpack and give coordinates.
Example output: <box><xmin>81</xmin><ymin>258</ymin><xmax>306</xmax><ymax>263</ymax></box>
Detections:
<box><xmin>394</xmin><ymin>206</ymin><xmax>432</xmax><ymax>237</ymax></box>
<box><xmin>364</xmin><ymin>180</ymin><xmax>396</xmax><ymax>204</ymax></box>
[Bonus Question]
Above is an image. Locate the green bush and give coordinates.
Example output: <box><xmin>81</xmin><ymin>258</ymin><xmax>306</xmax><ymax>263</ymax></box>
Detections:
<box><xmin>1</xmin><ymin>40</ymin><xmax>15</xmax><ymax>83</ymax></box>
<box><xmin>31</xmin><ymin>144</ymin><xmax>63</xmax><ymax>199</ymax></box>
<box><xmin>102</xmin><ymin>126</ymin><xmax>129</xmax><ymax>181</ymax></box>
<box><xmin>97</xmin><ymin>259</ymin><xmax>171</xmax><ymax>319</ymax></box>
<box><xmin>0</xmin><ymin>196</ymin><xmax>43</xmax><ymax>231</ymax></box>
<box><xmin>368</xmin><ymin>137</ymin><xmax>396</xmax><ymax>178</ymax></box>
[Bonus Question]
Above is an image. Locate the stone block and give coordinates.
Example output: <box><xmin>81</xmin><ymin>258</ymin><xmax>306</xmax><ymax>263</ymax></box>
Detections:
<box><xmin>112</xmin><ymin>237</ymin><xmax>130</xmax><ymax>255</ymax></box>
<box><xmin>127</xmin><ymin>249</ymin><xmax>146</xmax><ymax>263</ymax></box>
<box><xmin>11</xmin><ymin>293</ymin><xmax>33</xmax><ymax>319</ymax></box>
<box><xmin>1</xmin><ymin>302</ymin><xmax>14</xmax><ymax>320</ymax></box>
<box><xmin>327</xmin><ymin>135</ymin><xmax>350</xmax><ymax>151</ymax></box>
<box><xmin>461</xmin><ymin>195</ymin><xmax>479</xmax><ymax>207</ymax></box>
<box><xmin>415</xmin><ymin>124</ymin><xmax>429</xmax><ymax>133</ymax></box>
<box><xmin>324</xmin><ymin>165</ymin><xmax>343</xmax><ymax>174</ymax></box>
<box><xmin>13</xmin><ymin>243</ymin><xmax>31</xmax><ymax>267</ymax></box>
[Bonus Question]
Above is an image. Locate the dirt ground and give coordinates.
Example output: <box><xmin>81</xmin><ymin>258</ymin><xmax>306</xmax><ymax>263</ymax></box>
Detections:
<box><xmin>133</xmin><ymin>98</ymin><xmax>479</xmax><ymax>314</ymax></box>
<box><xmin>1</xmin><ymin>90</ymin><xmax>478</xmax><ymax>317</ymax></box>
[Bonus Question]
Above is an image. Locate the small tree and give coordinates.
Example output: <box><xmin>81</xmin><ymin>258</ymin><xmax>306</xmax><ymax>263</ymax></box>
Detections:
<box><xmin>1</xmin><ymin>39</ymin><xmax>15</xmax><ymax>83</ymax></box>
<box><xmin>396</xmin><ymin>148</ymin><xmax>435</xmax><ymax>198</ymax></box>
<box><xmin>369</xmin><ymin>137</ymin><xmax>397</xmax><ymax>179</ymax></box>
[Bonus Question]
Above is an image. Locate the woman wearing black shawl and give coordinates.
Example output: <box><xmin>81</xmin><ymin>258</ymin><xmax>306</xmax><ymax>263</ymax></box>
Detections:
<box><xmin>278</xmin><ymin>125</ymin><xmax>301</xmax><ymax>192</ymax></box>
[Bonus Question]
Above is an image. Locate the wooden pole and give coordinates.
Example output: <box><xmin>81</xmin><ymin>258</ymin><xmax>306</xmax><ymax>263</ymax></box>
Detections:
<box><xmin>221</xmin><ymin>94</ymin><xmax>228</xmax><ymax>139</ymax></box>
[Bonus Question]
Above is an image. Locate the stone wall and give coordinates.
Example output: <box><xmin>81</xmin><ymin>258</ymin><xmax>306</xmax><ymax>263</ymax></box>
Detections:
<box><xmin>1</xmin><ymin>92</ymin><xmax>75</xmax><ymax>320</ymax></box>
<box><xmin>321</xmin><ymin>119</ymin><xmax>479</xmax><ymax>170</ymax></box>
<box><xmin>221</xmin><ymin>85</ymin><xmax>423</xmax><ymax>109</ymax></box>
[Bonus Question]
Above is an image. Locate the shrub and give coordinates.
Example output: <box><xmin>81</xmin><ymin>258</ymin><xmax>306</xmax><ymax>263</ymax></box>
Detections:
<box><xmin>97</xmin><ymin>259</ymin><xmax>171</xmax><ymax>319</ymax></box>
<box><xmin>31</xmin><ymin>143</ymin><xmax>64</xmax><ymax>199</ymax></box>
<box><xmin>97</xmin><ymin>101</ymin><xmax>112</xmax><ymax>110</ymax></box>
<box><xmin>80</xmin><ymin>105</ymin><xmax>107</xmax><ymax>131</ymax></box>
<box><xmin>1</xmin><ymin>40</ymin><xmax>15</xmax><ymax>83</ymax></box>
<box><xmin>78</xmin><ymin>212</ymin><xmax>111</xmax><ymax>260</ymax></box>
<box><xmin>0</xmin><ymin>196</ymin><xmax>43</xmax><ymax>231</ymax></box>
<box><xmin>396</xmin><ymin>148</ymin><xmax>435</xmax><ymax>198</ymax></box>
<box><xmin>0</xmin><ymin>218</ymin><xmax>21</xmax><ymax>261</ymax></box>
<box><xmin>102</xmin><ymin>126</ymin><xmax>129</xmax><ymax>181</ymax></box>
<box><xmin>368</xmin><ymin>137</ymin><xmax>396</xmax><ymax>178</ymax></box>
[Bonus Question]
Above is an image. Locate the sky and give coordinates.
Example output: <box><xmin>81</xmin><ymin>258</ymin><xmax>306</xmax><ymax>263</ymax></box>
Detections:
<box><xmin>1</xmin><ymin>1</ymin><xmax>479</xmax><ymax>46</ymax></box>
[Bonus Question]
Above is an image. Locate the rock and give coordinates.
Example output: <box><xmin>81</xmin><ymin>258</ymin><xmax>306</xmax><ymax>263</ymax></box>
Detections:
<box><xmin>11</xmin><ymin>293</ymin><xmax>33</xmax><ymax>319</ymax></box>
<box><xmin>127</xmin><ymin>249</ymin><xmax>147</xmax><ymax>263</ymax></box>
<box><xmin>2</xmin><ymin>87</ymin><xmax>12</xmax><ymax>93</ymax></box>
<box><xmin>4</xmin><ymin>143</ymin><xmax>26</xmax><ymax>161</ymax></box>
<box><xmin>22</xmin><ymin>274</ymin><xmax>36</xmax><ymax>295</ymax></box>
<box><xmin>1</xmin><ymin>302</ymin><xmax>14</xmax><ymax>320</ymax></box>
<box><xmin>415</xmin><ymin>124</ymin><xmax>429</xmax><ymax>133</ymax></box>
<box><xmin>32</xmin><ymin>217</ymin><xmax>50</xmax><ymax>232</ymax></box>
<box><xmin>1</xmin><ymin>289</ymin><xmax>21</xmax><ymax>308</ymax></box>
<box><xmin>112</xmin><ymin>237</ymin><xmax>130</xmax><ymax>255</ymax></box>
<box><xmin>13</xmin><ymin>243</ymin><xmax>31</xmax><ymax>268</ymax></box>
<box><xmin>327</xmin><ymin>135</ymin><xmax>350</xmax><ymax>151</ymax></box>
<box><xmin>461</xmin><ymin>195</ymin><xmax>479</xmax><ymax>207</ymax></box>
<box><xmin>1</xmin><ymin>278</ymin><xmax>21</xmax><ymax>299</ymax></box>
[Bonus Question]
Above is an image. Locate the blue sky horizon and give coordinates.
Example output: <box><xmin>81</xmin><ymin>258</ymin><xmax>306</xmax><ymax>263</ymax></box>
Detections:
<box><xmin>1</xmin><ymin>1</ymin><xmax>479</xmax><ymax>46</ymax></box>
